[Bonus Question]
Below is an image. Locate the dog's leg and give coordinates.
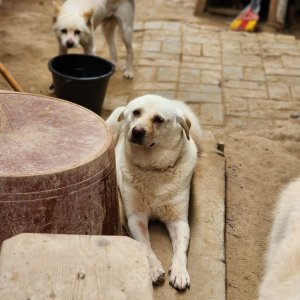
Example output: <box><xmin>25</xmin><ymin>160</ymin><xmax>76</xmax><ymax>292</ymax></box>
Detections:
<box><xmin>115</xmin><ymin>2</ymin><xmax>134</xmax><ymax>79</ymax></box>
<box><xmin>82</xmin><ymin>38</ymin><xmax>96</xmax><ymax>56</ymax></box>
<box><xmin>127</xmin><ymin>213</ymin><xmax>165</xmax><ymax>284</ymax></box>
<box><xmin>102</xmin><ymin>18</ymin><xmax>118</xmax><ymax>65</ymax></box>
<box><xmin>166</xmin><ymin>219</ymin><xmax>190</xmax><ymax>290</ymax></box>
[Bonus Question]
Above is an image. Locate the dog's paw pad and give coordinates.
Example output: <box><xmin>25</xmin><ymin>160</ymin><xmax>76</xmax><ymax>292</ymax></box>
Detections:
<box><xmin>169</xmin><ymin>265</ymin><xmax>190</xmax><ymax>291</ymax></box>
<box><xmin>149</xmin><ymin>257</ymin><xmax>165</xmax><ymax>284</ymax></box>
<box><xmin>151</xmin><ymin>265</ymin><xmax>165</xmax><ymax>284</ymax></box>
<box><xmin>123</xmin><ymin>69</ymin><xmax>133</xmax><ymax>80</ymax></box>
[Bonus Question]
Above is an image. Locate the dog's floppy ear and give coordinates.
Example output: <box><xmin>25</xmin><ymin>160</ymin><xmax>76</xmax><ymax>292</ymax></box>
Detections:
<box><xmin>82</xmin><ymin>9</ymin><xmax>94</xmax><ymax>29</ymax></box>
<box><xmin>52</xmin><ymin>1</ymin><xmax>61</xmax><ymax>23</ymax></box>
<box><xmin>118</xmin><ymin>111</ymin><xmax>124</xmax><ymax>122</ymax></box>
<box><xmin>176</xmin><ymin>116</ymin><xmax>191</xmax><ymax>140</ymax></box>
<box><xmin>52</xmin><ymin>1</ymin><xmax>61</xmax><ymax>16</ymax></box>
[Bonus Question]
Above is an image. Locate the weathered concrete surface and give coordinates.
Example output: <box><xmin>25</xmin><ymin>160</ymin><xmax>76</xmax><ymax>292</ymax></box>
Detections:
<box><xmin>0</xmin><ymin>233</ymin><xmax>153</xmax><ymax>300</ymax></box>
<box><xmin>150</xmin><ymin>132</ymin><xmax>226</xmax><ymax>299</ymax></box>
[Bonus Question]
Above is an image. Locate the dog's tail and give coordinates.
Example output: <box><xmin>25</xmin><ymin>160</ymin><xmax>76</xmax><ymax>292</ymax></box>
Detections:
<box><xmin>106</xmin><ymin>106</ymin><xmax>125</xmax><ymax>147</ymax></box>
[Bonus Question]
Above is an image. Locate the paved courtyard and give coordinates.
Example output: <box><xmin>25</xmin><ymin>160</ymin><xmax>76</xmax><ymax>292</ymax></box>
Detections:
<box><xmin>102</xmin><ymin>20</ymin><xmax>300</xmax><ymax>137</ymax></box>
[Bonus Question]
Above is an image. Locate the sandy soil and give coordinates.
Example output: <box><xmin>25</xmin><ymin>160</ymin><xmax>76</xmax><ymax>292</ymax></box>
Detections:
<box><xmin>224</xmin><ymin>121</ymin><xmax>300</xmax><ymax>300</ymax></box>
<box><xmin>0</xmin><ymin>1</ymin><xmax>300</xmax><ymax>300</ymax></box>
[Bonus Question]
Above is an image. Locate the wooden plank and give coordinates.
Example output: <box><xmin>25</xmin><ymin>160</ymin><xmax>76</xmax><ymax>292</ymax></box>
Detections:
<box><xmin>194</xmin><ymin>0</ymin><xmax>208</xmax><ymax>16</ymax></box>
<box><xmin>0</xmin><ymin>234</ymin><xmax>153</xmax><ymax>300</ymax></box>
<box><xmin>266</xmin><ymin>0</ymin><xmax>283</xmax><ymax>28</ymax></box>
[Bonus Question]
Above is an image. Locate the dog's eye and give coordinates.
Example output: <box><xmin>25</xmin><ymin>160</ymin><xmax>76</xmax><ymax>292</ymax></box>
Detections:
<box><xmin>132</xmin><ymin>109</ymin><xmax>141</xmax><ymax>117</ymax></box>
<box><xmin>153</xmin><ymin>115</ymin><xmax>165</xmax><ymax>124</ymax></box>
<box><xmin>74</xmin><ymin>30</ymin><xmax>81</xmax><ymax>35</ymax></box>
<box><xmin>61</xmin><ymin>28</ymin><xmax>67</xmax><ymax>34</ymax></box>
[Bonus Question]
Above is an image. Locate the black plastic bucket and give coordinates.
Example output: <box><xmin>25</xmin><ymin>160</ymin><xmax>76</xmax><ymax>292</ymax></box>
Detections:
<box><xmin>48</xmin><ymin>54</ymin><xmax>115</xmax><ymax>115</ymax></box>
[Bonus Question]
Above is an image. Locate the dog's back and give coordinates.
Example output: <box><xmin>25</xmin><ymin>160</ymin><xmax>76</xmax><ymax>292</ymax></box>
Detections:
<box><xmin>259</xmin><ymin>177</ymin><xmax>300</xmax><ymax>300</ymax></box>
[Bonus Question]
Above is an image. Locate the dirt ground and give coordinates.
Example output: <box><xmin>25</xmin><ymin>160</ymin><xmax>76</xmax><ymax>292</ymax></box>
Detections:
<box><xmin>0</xmin><ymin>1</ymin><xmax>300</xmax><ymax>300</ymax></box>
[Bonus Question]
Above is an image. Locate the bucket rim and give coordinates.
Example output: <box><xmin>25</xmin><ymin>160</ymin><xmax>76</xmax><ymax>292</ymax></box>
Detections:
<box><xmin>48</xmin><ymin>54</ymin><xmax>115</xmax><ymax>81</ymax></box>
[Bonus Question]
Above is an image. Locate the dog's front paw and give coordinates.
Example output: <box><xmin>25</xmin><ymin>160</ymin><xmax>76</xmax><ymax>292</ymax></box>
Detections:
<box><xmin>148</xmin><ymin>255</ymin><xmax>165</xmax><ymax>284</ymax></box>
<box><xmin>169</xmin><ymin>263</ymin><xmax>190</xmax><ymax>291</ymax></box>
<box><xmin>123</xmin><ymin>69</ymin><xmax>133</xmax><ymax>80</ymax></box>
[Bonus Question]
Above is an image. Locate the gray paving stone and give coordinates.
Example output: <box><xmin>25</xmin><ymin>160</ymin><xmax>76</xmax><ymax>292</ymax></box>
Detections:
<box><xmin>222</xmin><ymin>41</ymin><xmax>241</xmax><ymax>53</ymax></box>
<box><xmin>290</xmin><ymin>84</ymin><xmax>300</xmax><ymax>99</ymax></box>
<box><xmin>264</xmin><ymin>67</ymin><xmax>300</xmax><ymax>76</ymax></box>
<box><xmin>220</xmin><ymin>31</ymin><xmax>257</xmax><ymax>42</ymax></box>
<box><xmin>282</xmin><ymin>55</ymin><xmax>300</xmax><ymax>68</ymax></box>
<box><xmin>144</xmin><ymin>21</ymin><xmax>163</xmax><ymax>29</ymax></box>
<box><xmin>224</xmin><ymin>80</ymin><xmax>266</xmax><ymax>90</ymax></box>
<box><xmin>223</xmin><ymin>66</ymin><xmax>243</xmax><ymax>80</ymax></box>
<box><xmin>201</xmin><ymin>103</ymin><xmax>224</xmax><ymax>125</ymax></box>
<box><xmin>224</xmin><ymin>88</ymin><xmax>268</xmax><ymax>99</ymax></box>
<box><xmin>179</xmin><ymin>68</ymin><xmax>201</xmax><ymax>83</ymax></box>
<box><xmin>183</xmin><ymin>43</ymin><xmax>202</xmax><ymax>56</ymax></box>
<box><xmin>257</xmin><ymin>33</ymin><xmax>276</xmax><ymax>42</ymax></box>
<box><xmin>241</xmin><ymin>42</ymin><xmax>260</xmax><ymax>54</ymax></box>
<box><xmin>249</xmin><ymin>99</ymin><xmax>299</xmax><ymax>119</ymax></box>
<box><xmin>190</xmin><ymin>103</ymin><xmax>224</xmax><ymax>126</ymax></box>
<box><xmin>131</xmin><ymin>90</ymin><xmax>177</xmax><ymax>100</ymax></box>
<box><xmin>157</xmin><ymin>67</ymin><xmax>179</xmax><ymax>82</ymax></box>
<box><xmin>267</xmin><ymin>82</ymin><xmax>291</xmax><ymax>100</ymax></box>
<box><xmin>275</xmin><ymin>34</ymin><xmax>296</xmax><ymax>43</ymax></box>
<box><xmin>226</xmin><ymin>116</ymin><xmax>249</xmax><ymax>128</ymax></box>
<box><xmin>203</xmin><ymin>45</ymin><xmax>221</xmax><ymax>57</ymax></box>
<box><xmin>244</xmin><ymin>67</ymin><xmax>265</xmax><ymax>81</ymax></box>
<box><xmin>247</xmin><ymin>118</ymin><xmax>274</xmax><ymax>128</ymax></box>
<box><xmin>135</xmin><ymin>67</ymin><xmax>157</xmax><ymax>82</ymax></box>
<box><xmin>185</xmin><ymin>35</ymin><xmax>220</xmax><ymax>46</ymax></box>
<box><xmin>183</xmin><ymin>55</ymin><xmax>221</xmax><ymax>64</ymax></box>
<box><xmin>262</xmin><ymin>55</ymin><xmax>283</xmax><ymax>68</ymax></box>
<box><xmin>162</xmin><ymin>41</ymin><xmax>181</xmax><ymax>54</ymax></box>
<box><xmin>223</xmin><ymin>54</ymin><xmax>262</xmax><ymax>67</ymax></box>
<box><xmin>180</xmin><ymin>83</ymin><xmax>222</xmax><ymax>94</ymax></box>
<box><xmin>139</xmin><ymin>58</ymin><xmax>180</xmax><ymax>67</ymax></box>
<box><xmin>142</xmin><ymin>41</ymin><xmax>161</xmax><ymax>52</ymax></box>
<box><xmin>201</xmin><ymin>70</ymin><xmax>222</xmax><ymax>85</ymax></box>
<box><xmin>225</xmin><ymin>97</ymin><xmax>249</xmax><ymax>117</ymax></box>
<box><xmin>178</xmin><ymin>91</ymin><xmax>222</xmax><ymax>103</ymax></box>
<box><xmin>133</xmin><ymin>82</ymin><xmax>176</xmax><ymax>91</ymax></box>
<box><xmin>162</xmin><ymin>22</ymin><xmax>181</xmax><ymax>31</ymax></box>
<box><xmin>266</xmin><ymin>75</ymin><xmax>300</xmax><ymax>85</ymax></box>
<box><xmin>261</xmin><ymin>43</ymin><xmax>300</xmax><ymax>56</ymax></box>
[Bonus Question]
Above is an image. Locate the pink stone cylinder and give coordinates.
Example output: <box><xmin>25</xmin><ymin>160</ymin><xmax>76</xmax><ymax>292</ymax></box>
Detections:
<box><xmin>0</xmin><ymin>92</ymin><xmax>120</xmax><ymax>245</ymax></box>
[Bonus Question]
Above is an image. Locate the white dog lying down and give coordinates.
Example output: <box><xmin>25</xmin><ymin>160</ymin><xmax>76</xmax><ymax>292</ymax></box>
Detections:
<box><xmin>52</xmin><ymin>0</ymin><xmax>135</xmax><ymax>79</ymax></box>
<box><xmin>106</xmin><ymin>95</ymin><xmax>202</xmax><ymax>290</ymax></box>
<box><xmin>259</xmin><ymin>176</ymin><xmax>300</xmax><ymax>300</ymax></box>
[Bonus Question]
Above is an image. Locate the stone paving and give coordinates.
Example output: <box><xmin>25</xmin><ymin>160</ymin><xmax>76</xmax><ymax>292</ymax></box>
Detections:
<box><xmin>100</xmin><ymin>21</ymin><xmax>300</xmax><ymax>137</ymax></box>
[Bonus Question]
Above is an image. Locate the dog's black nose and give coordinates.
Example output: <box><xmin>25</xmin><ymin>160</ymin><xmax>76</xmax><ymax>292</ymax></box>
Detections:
<box><xmin>66</xmin><ymin>40</ymin><xmax>74</xmax><ymax>48</ymax></box>
<box><xmin>131</xmin><ymin>126</ymin><xmax>146</xmax><ymax>144</ymax></box>
<box><xmin>132</xmin><ymin>126</ymin><xmax>146</xmax><ymax>138</ymax></box>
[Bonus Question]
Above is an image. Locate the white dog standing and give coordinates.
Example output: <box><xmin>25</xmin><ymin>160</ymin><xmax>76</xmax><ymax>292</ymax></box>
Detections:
<box><xmin>52</xmin><ymin>0</ymin><xmax>135</xmax><ymax>79</ymax></box>
<box><xmin>106</xmin><ymin>95</ymin><xmax>202</xmax><ymax>290</ymax></box>
<box><xmin>259</xmin><ymin>176</ymin><xmax>300</xmax><ymax>300</ymax></box>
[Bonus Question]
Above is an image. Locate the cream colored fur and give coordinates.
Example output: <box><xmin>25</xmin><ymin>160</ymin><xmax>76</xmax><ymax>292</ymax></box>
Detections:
<box><xmin>259</xmin><ymin>176</ymin><xmax>300</xmax><ymax>300</ymax></box>
<box><xmin>52</xmin><ymin>0</ymin><xmax>135</xmax><ymax>79</ymax></box>
<box><xmin>106</xmin><ymin>94</ymin><xmax>202</xmax><ymax>290</ymax></box>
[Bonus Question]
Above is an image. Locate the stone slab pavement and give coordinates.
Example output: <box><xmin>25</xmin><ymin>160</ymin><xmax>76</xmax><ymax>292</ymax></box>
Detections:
<box><xmin>101</xmin><ymin>22</ymin><xmax>300</xmax><ymax>134</ymax></box>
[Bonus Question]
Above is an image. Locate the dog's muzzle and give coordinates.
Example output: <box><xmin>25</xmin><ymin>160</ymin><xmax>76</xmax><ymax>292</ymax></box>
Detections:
<box><xmin>130</xmin><ymin>126</ymin><xmax>146</xmax><ymax>145</ymax></box>
<box><xmin>66</xmin><ymin>39</ymin><xmax>74</xmax><ymax>48</ymax></box>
